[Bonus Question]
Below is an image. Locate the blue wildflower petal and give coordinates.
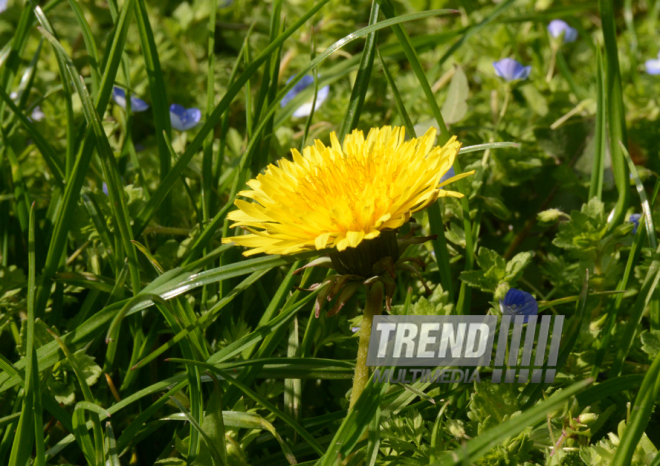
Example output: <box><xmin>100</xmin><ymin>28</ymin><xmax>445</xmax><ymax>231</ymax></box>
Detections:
<box><xmin>629</xmin><ymin>213</ymin><xmax>642</xmax><ymax>234</ymax></box>
<box><xmin>112</xmin><ymin>86</ymin><xmax>149</xmax><ymax>112</ymax></box>
<box><xmin>281</xmin><ymin>75</ymin><xmax>315</xmax><ymax>107</ymax></box>
<box><xmin>170</xmin><ymin>103</ymin><xmax>202</xmax><ymax>131</ymax></box>
<box><xmin>645</xmin><ymin>55</ymin><xmax>660</xmax><ymax>75</ymax></box>
<box><xmin>292</xmin><ymin>84</ymin><xmax>330</xmax><ymax>118</ymax></box>
<box><xmin>499</xmin><ymin>288</ymin><xmax>538</xmax><ymax>323</ymax></box>
<box><xmin>493</xmin><ymin>58</ymin><xmax>531</xmax><ymax>82</ymax></box>
<box><xmin>31</xmin><ymin>106</ymin><xmax>45</xmax><ymax>122</ymax></box>
<box><xmin>439</xmin><ymin>166</ymin><xmax>455</xmax><ymax>190</ymax></box>
<box><xmin>0</xmin><ymin>0</ymin><xmax>7</xmax><ymax>13</ymax></box>
<box><xmin>281</xmin><ymin>74</ymin><xmax>330</xmax><ymax>118</ymax></box>
<box><xmin>547</xmin><ymin>19</ymin><xmax>578</xmax><ymax>43</ymax></box>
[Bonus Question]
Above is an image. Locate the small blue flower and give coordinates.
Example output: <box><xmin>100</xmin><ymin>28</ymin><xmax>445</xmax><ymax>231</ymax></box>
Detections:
<box><xmin>499</xmin><ymin>288</ymin><xmax>538</xmax><ymax>323</ymax></box>
<box><xmin>629</xmin><ymin>213</ymin><xmax>642</xmax><ymax>234</ymax></box>
<box><xmin>439</xmin><ymin>166</ymin><xmax>455</xmax><ymax>190</ymax></box>
<box><xmin>102</xmin><ymin>182</ymin><xmax>109</xmax><ymax>196</ymax></box>
<box><xmin>169</xmin><ymin>104</ymin><xmax>202</xmax><ymax>131</ymax></box>
<box><xmin>440</xmin><ymin>166</ymin><xmax>455</xmax><ymax>184</ymax></box>
<box><xmin>31</xmin><ymin>106</ymin><xmax>45</xmax><ymax>122</ymax></box>
<box><xmin>0</xmin><ymin>0</ymin><xmax>8</xmax><ymax>13</ymax></box>
<box><xmin>547</xmin><ymin>20</ymin><xmax>578</xmax><ymax>43</ymax></box>
<box><xmin>112</xmin><ymin>86</ymin><xmax>149</xmax><ymax>112</ymax></box>
<box><xmin>493</xmin><ymin>58</ymin><xmax>531</xmax><ymax>81</ymax></box>
<box><xmin>645</xmin><ymin>52</ymin><xmax>660</xmax><ymax>75</ymax></box>
<box><xmin>280</xmin><ymin>75</ymin><xmax>330</xmax><ymax>118</ymax></box>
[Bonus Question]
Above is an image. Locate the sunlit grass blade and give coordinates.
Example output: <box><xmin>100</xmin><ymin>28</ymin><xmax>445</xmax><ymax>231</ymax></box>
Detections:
<box><xmin>65</xmin><ymin>0</ymin><xmax>100</xmax><ymax>94</ymax></box>
<box><xmin>30</xmin><ymin>3</ymin><xmax>76</xmax><ymax>177</ymax></box>
<box><xmin>299</xmin><ymin>32</ymin><xmax>318</xmax><ymax>150</ymax></box>
<box><xmin>201</xmin><ymin>0</ymin><xmax>218</xmax><ymax>222</ymax></box>
<box><xmin>589</xmin><ymin>47</ymin><xmax>606</xmax><ymax>201</ymax></box>
<box><xmin>72</xmin><ymin>402</ymin><xmax>111</xmax><ymax>465</ymax></box>
<box><xmin>458</xmin><ymin>142</ymin><xmax>519</xmax><ymax>154</ymax></box>
<box><xmin>620</xmin><ymin>141</ymin><xmax>657</xmax><ymax>249</ymax></box>
<box><xmin>599</xmin><ymin>0</ymin><xmax>630</xmax><ymax>227</ymax></box>
<box><xmin>11</xmin><ymin>38</ymin><xmax>42</xmax><ymax>115</ymax></box>
<box><xmin>134</xmin><ymin>0</ymin><xmax>172</xmax><ymax>223</ymax></box>
<box><xmin>610</xmin><ymin>346</ymin><xmax>660</xmax><ymax>466</ymax></box>
<box><xmin>131</xmin><ymin>240</ymin><xmax>165</xmax><ymax>274</ymax></box>
<box><xmin>337</xmin><ymin>0</ymin><xmax>380</xmax><ymax>141</ymax></box>
<box><xmin>377</xmin><ymin>47</ymin><xmax>415</xmax><ymax>137</ymax></box>
<box><xmin>105</xmin><ymin>422</ymin><xmax>120</xmax><ymax>466</ymax></box>
<box><xmin>0</xmin><ymin>6</ymin><xmax>32</xmax><ymax>95</ymax></box>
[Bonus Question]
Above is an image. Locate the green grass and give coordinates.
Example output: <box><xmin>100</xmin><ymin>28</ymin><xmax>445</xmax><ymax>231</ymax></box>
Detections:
<box><xmin>1</xmin><ymin>0</ymin><xmax>660</xmax><ymax>464</ymax></box>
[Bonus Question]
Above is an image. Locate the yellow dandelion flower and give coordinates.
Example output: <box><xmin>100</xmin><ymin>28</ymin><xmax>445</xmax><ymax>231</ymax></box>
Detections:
<box><xmin>222</xmin><ymin>126</ymin><xmax>473</xmax><ymax>256</ymax></box>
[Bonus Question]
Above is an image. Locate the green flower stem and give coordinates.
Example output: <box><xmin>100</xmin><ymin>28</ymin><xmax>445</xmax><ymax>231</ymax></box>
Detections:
<box><xmin>546</xmin><ymin>44</ymin><xmax>558</xmax><ymax>83</ymax></box>
<box><xmin>349</xmin><ymin>281</ymin><xmax>383</xmax><ymax>409</ymax></box>
<box><xmin>471</xmin><ymin>84</ymin><xmax>510</xmax><ymax>244</ymax></box>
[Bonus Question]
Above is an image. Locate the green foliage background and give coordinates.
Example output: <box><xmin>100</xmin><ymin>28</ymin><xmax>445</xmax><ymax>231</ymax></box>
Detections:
<box><xmin>1</xmin><ymin>0</ymin><xmax>660</xmax><ymax>464</ymax></box>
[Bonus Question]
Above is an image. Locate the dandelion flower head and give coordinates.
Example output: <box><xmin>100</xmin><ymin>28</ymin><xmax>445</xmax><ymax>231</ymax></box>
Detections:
<box><xmin>223</xmin><ymin>126</ymin><xmax>470</xmax><ymax>256</ymax></box>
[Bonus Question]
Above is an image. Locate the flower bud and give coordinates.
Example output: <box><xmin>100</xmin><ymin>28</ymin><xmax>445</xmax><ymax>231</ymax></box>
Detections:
<box><xmin>537</xmin><ymin>208</ymin><xmax>563</xmax><ymax>225</ymax></box>
<box><xmin>578</xmin><ymin>413</ymin><xmax>598</xmax><ymax>425</ymax></box>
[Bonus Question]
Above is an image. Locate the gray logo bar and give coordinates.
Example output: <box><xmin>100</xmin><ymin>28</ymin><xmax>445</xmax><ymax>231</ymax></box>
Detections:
<box><xmin>367</xmin><ymin>315</ymin><xmax>565</xmax><ymax>383</ymax></box>
<box><xmin>367</xmin><ymin>315</ymin><xmax>498</xmax><ymax>367</ymax></box>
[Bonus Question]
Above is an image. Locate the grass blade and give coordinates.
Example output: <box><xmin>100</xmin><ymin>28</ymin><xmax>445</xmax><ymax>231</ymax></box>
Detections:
<box><xmin>610</xmin><ymin>347</ymin><xmax>660</xmax><ymax>466</ymax></box>
<box><xmin>48</xmin><ymin>331</ymin><xmax>105</xmax><ymax>465</ymax></box>
<box><xmin>598</xmin><ymin>0</ymin><xmax>630</xmax><ymax>227</ymax></box>
<box><xmin>337</xmin><ymin>0</ymin><xmax>380</xmax><ymax>141</ymax></box>
<box><xmin>620</xmin><ymin>141</ymin><xmax>657</xmax><ymax>249</ymax></box>
<box><xmin>610</xmin><ymin>223</ymin><xmax>660</xmax><ymax>377</ymax></box>
<box><xmin>169</xmin><ymin>396</ymin><xmax>224</xmax><ymax>466</ymax></box>
<box><xmin>134</xmin><ymin>0</ymin><xmax>172</xmax><ymax>223</ymax></box>
<box><xmin>589</xmin><ymin>47</ymin><xmax>606</xmax><ymax>201</ymax></box>
<box><xmin>7</xmin><ymin>204</ymin><xmax>37</xmax><ymax>466</ymax></box>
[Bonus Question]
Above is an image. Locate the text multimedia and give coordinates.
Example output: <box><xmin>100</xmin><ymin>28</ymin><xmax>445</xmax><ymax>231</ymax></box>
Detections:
<box><xmin>372</xmin><ymin>368</ymin><xmax>481</xmax><ymax>384</ymax></box>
